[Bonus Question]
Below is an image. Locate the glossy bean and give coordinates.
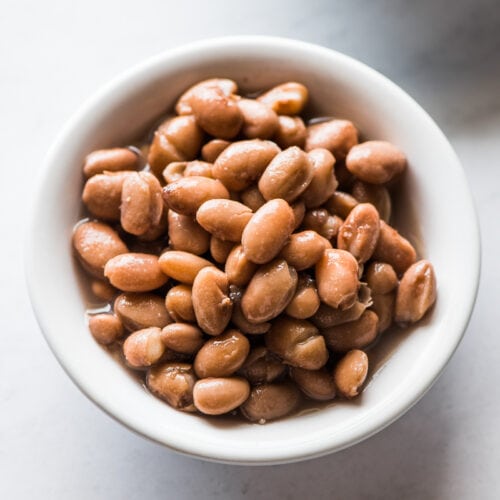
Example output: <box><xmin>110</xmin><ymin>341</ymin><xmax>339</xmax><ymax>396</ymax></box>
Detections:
<box><xmin>115</xmin><ymin>292</ymin><xmax>171</xmax><ymax>330</ymax></box>
<box><xmin>333</xmin><ymin>350</ymin><xmax>369</xmax><ymax>398</ymax></box>
<box><xmin>193</xmin><ymin>377</ymin><xmax>250</xmax><ymax>415</ymax></box>
<box><xmin>241</xmin><ymin>258</ymin><xmax>298</xmax><ymax>323</ymax></box>
<box><xmin>305</xmin><ymin>119</ymin><xmax>358</xmax><ymax>161</ymax></box>
<box><xmin>192</xmin><ymin>267</ymin><xmax>232</xmax><ymax>335</ymax></box>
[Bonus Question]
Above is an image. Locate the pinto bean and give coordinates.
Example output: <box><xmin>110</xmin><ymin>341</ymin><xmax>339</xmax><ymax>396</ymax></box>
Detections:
<box><xmin>258</xmin><ymin>146</ymin><xmax>313</xmax><ymax>203</ymax></box>
<box><xmin>285</xmin><ymin>276</ymin><xmax>320</xmax><ymax>319</ymax></box>
<box><xmin>333</xmin><ymin>350</ymin><xmax>369</xmax><ymax>398</ymax></box>
<box><xmin>323</xmin><ymin>310</ymin><xmax>379</xmax><ymax>352</ymax></box>
<box><xmin>273</xmin><ymin>115</ymin><xmax>307</xmax><ymax>149</ymax></box>
<box><xmin>161</xmin><ymin>323</ymin><xmax>204</xmax><ymax>355</ymax></box>
<box><xmin>372</xmin><ymin>221</ymin><xmax>417</xmax><ymax>275</ymax></box>
<box><xmin>194</xmin><ymin>329</ymin><xmax>250</xmax><ymax>378</ymax></box>
<box><xmin>196</xmin><ymin>199</ymin><xmax>252</xmax><ymax>241</ymax></box>
<box><xmin>242</xmin><ymin>199</ymin><xmax>295</xmax><ymax>264</ymax></box>
<box><xmin>176</xmin><ymin>78</ymin><xmax>238</xmax><ymax>115</ymax></box>
<box><xmin>241</xmin><ymin>259</ymin><xmax>298</xmax><ymax>323</ymax></box>
<box><xmin>351</xmin><ymin>180</ymin><xmax>392</xmax><ymax>222</ymax></box>
<box><xmin>238</xmin><ymin>98</ymin><xmax>279</xmax><ymax>139</ymax></box>
<box><xmin>324</xmin><ymin>191</ymin><xmax>359</xmax><ymax>219</ymax></box>
<box><xmin>123</xmin><ymin>327</ymin><xmax>165</xmax><ymax>368</ymax></box>
<box><xmin>302</xmin><ymin>209</ymin><xmax>342</xmax><ymax>240</ymax></box>
<box><xmin>190</xmin><ymin>86</ymin><xmax>243</xmax><ymax>139</ymax></box>
<box><xmin>365</xmin><ymin>262</ymin><xmax>398</xmax><ymax>295</ymax></box>
<box><xmin>290</xmin><ymin>367</ymin><xmax>336</xmax><ymax>401</ymax></box>
<box><xmin>395</xmin><ymin>260</ymin><xmax>437</xmax><ymax>323</ymax></box>
<box><xmin>83</xmin><ymin>147</ymin><xmax>140</xmax><ymax>178</ymax></box>
<box><xmin>225</xmin><ymin>245</ymin><xmax>258</xmax><ymax>287</ymax></box>
<box><xmin>158</xmin><ymin>251</ymin><xmax>212</xmax><ymax>284</ymax></box>
<box><xmin>120</xmin><ymin>172</ymin><xmax>163</xmax><ymax>236</ymax></box>
<box><xmin>301</xmin><ymin>148</ymin><xmax>338</xmax><ymax>208</ymax></box>
<box><xmin>257</xmin><ymin>82</ymin><xmax>308</xmax><ymax>115</ymax></box>
<box><xmin>88</xmin><ymin>313</ymin><xmax>124</xmax><ymax>345</ymax></box>
<box><xmin>167</xmin><ymin>210</ymin><xmax>210</xmax><ymax>255</ymax></box>
<box><xmin>162</xmin><ymin>176</ymin><xmax>230</xmax><ymax>216</ymax></box>
<box><xmin>316</xmin><ymin>249</ymin><xmax>359</xmax><ymax>310</ymax></box>
<box><xmin>241</xmin><ymin>382</ymin><xmax>301</xmax><ymax>422</ymax></box>
<box><xmin>165</xmin><ymin>285</ymin><xmax>196</xmax><ymax>323</ymax></box>
<box><xmin>265</xmin><ymin>316</ymin><xmax>328</xmax><ymax>370</ymax></box>
<box><xmin>337</xmin><ymin>203</ymin><xmax>380</xmax><ymax>263</ymax></box>
<box><xmin>104</xmin><ymin>253</ymin><xmax>168</xmax><ymax>292</ymax></box>
<box><xmin>239</xmin><ymin>347</ymin><xmax>286</xmax><ymax>384</ymax></box>
<box><xmin>210</xmin><ymin>236</ymin><xmax>234</xmax><ymax>264</ymax></box>
<box><xmin>193</xmin><ymin>377</ymin><xmax>250</xmax><ymax>415</ymax></box>
<box><xmin>201</xmin><ymin>139</ymin><xmax>231</xmax><ymax>163</ymax></box>
<box><xmin>346</xmin><ymin>140</ymin><xmax>406</xmax><ymax>184</ymax></box>
<box><xmin>115</xmin><ymin>292</ymin><xmax>171</xmax><ymax>330</ymax></box>
<box><xmin>281</xmin><ymin>230</ymin><xmax>330</xmax><ymax>271</ymax></box>
<box><xmin>212</xmin><ymin>139</ymin><xmax>280</xmax><ymax>191</ymax></box>
<box><xmin>148</xmin><ymin>115</ymin><xmax>203</xmax><ymax>178</ymax></box>
<box><xmin>82</xmin><ymin>171</ymin><xmax>131</xmax><ymax>221</ymax></box>
<box><xmin>192</xmin><ymin>267</ymin><xmax>232</xmax><ymax>335</ymax></box>
<box><xmin>305</xmin><ymin>119</ymin><xmax>358</xmax><ymax>161</ymax></box>
<box><xmin>73</xmin><ymin>221</ymin><xmax>128</xmax><ymax>278</ymax></box>
<box><xmin>147</xmin><ymin>363</ymin><xmax>197</xmax><ymax>412</ymax></box>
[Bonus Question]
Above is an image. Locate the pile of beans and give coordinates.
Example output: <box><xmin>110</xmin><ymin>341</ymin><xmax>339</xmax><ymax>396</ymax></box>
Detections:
<box><xmin>73</xmin><ymin>78</ymin><xmax>437</xmax><ymax>423</ymax></box>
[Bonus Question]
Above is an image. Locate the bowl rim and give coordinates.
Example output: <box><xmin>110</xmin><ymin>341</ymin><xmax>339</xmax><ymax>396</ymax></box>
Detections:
<box><xmin>25</xmin><ymin>35</ymin><xmax>481</xmax><ymax>465</ymax></box>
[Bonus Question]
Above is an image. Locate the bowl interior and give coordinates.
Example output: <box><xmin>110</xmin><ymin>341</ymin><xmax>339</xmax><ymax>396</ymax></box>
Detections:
<box><xmin>27</xmin><ymin>37</ymin><xmax>479</xmax><ymax>464</ymax></box>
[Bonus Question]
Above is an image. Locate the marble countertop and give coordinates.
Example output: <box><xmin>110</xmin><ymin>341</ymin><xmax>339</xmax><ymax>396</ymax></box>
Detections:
<box><xmin>1</xmin><ymin>1</ymin><xmax>499</xmax><ymax>498</ymax></box>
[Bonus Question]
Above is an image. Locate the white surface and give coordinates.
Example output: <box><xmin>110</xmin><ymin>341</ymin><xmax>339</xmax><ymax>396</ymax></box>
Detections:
<box><xmin>26</xmin><ymin>36</ymin><xmax>479</xmax><ymax>465</ymax></box>
<box><xmin>1</xmin><ymin>0</ymin><xmax>498</xmax><ymax>497</ymax></box>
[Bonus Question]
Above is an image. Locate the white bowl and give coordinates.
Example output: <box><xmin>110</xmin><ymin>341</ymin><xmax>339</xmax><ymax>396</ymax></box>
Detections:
<box><xmin>26</xmin><ymin>36</ymin><xmax>480</xmax><ymax>465</ymax></box>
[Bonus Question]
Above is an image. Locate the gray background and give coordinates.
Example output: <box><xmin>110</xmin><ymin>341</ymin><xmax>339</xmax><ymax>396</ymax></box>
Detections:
<box><xmin>1</xmin><ymin>0</ymin><xmax>499</xmax><ymax>498</ymax></box>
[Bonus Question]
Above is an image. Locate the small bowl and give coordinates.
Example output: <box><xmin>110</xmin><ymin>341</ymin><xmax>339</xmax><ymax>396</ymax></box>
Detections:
<box><xmin>26</xmin><ymin>36</ymin><xmax>480</xmax><ymax>465</ymax></box>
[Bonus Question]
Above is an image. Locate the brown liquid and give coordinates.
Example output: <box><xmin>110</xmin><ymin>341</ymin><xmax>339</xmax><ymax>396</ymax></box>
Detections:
<box><xmin>76</xmin><ymin>99</ymin><xmax>427</xmax><ymax>425</ymax></box>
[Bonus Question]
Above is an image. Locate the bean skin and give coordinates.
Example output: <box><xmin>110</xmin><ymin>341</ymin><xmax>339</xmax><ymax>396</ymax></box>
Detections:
<box><xmin>257</xmin><ymin>82</ymin><xmax>308</xmax><ymax>115</ymax></box>
<box><xmin>201</xmin><ymin>139</ymin><xmax>230</xmax><ymax>163</ymax></box>
<box><xmin>351</xmin><ymin>180</ymin><xmax>391</xmax><ymax>222</ymax></box>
